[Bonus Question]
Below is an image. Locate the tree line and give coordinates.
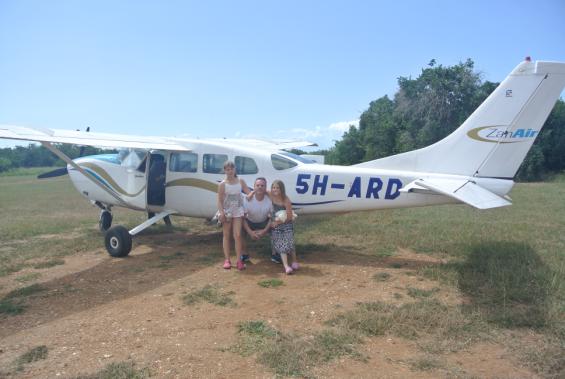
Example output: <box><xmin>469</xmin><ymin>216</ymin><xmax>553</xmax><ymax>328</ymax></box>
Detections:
<box><xmin>320</xmin><ymin>59</ymin><xmax>565</xmax><ymax>181</ymax></box>
<box><xmin>0</xmin><ymin>144</ymin><xmax>115</xmax><ymax>173</ymax></box>
<box><xmin>1</xmin><ymin>59</ymin><xmax>564</xmax><ymax>180</ymax></box>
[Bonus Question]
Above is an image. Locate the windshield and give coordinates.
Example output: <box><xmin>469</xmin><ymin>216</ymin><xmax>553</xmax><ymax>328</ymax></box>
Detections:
<box><xmin>118</xmin><ymin>149</ymin><xmax>146</xmax><ymax>169</ymax></box>
<box><xmin>279</xmin><ymin>151</ymin><xmax>316</xmax><ymax>164</ymax></box>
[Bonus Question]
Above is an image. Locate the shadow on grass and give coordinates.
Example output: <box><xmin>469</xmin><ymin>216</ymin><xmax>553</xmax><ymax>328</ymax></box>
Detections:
<box><xmin>457</xmin><ymin>241</ymin><xmax>556</xmax><ymax>329</ymax></box>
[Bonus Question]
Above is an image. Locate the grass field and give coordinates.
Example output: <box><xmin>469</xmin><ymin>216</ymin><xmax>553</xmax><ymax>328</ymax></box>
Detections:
<box><xmin>1</xmin><ymin>168</ymin><xmax>564</xmax><ymax>377</ymax></box>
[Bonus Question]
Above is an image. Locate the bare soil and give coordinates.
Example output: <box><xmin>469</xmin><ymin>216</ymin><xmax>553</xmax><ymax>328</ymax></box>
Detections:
<box><xmin>0</xmin><ymin>230</ymin><xmax>538</xmax><ymax>378</ymax></box>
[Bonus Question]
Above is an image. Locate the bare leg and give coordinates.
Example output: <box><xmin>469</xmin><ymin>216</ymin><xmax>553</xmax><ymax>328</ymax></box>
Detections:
<box><xmin>222</xmin><ymin>221</ymin><xmax>232</xmax><ymax>261</ymax></box>
<box><xmin>290</xmin><ymin>250</ymin><xmax>298</xmax><ymax>265</ymax></box>
<box><xmin>232</xmin><ymin>217</ymin><xmax>243</xmax><ymax>261</ymax></box>
<box><xmin>281</xmin><ymin>253</ymin><xmax>291</xmax><ymax>272</ymax></box>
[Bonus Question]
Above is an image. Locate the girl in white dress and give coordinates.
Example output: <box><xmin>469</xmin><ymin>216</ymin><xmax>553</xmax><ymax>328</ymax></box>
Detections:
<box><xmin>217</xmin><ymin>161</ymin><xmax>250</xmax><ymax>270</ymax></box>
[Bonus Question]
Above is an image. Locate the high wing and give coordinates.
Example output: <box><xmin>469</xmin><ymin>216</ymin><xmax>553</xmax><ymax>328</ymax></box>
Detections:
<box><xmin>400</xmin><ymin>178</ymin><xmax>512</xmax><ymax>209</ymax></box>
<box><xmin>203</xmin><ymin>138</ymin><xmax>318</xmax><ymax>150</ymax></box>
<box><xmin>0</xmin><ymin>125</ymin><xmax>191</xmax><ymax>151</ymax></box>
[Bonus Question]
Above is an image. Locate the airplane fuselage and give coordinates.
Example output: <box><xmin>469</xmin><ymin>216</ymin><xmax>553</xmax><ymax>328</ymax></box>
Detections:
<box><xmin>68</xmin><ymin>141</ymin><xmax>515</xmax><ymax>219</ymax></box>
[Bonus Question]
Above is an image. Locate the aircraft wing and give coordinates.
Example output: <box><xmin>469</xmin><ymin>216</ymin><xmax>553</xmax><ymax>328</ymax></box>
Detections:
<box><xmin>206</xmin><ymin>138</ymin><xmax>318</xmax><ymax>150</ymax></box>
<box><xmin>0</xmin><ymin>125</ymin><xmax>191</xmax><ymax>151</ymax></box>
<box><xmin>401</xmin><ymin>178</ymin><xmax>512</xmax><ymax>209</ymax></box>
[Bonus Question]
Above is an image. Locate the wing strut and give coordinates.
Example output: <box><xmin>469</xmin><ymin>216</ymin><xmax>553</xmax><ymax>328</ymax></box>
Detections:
<box><xmin>41</xmin><ymin>142</ymin><xmax>131</xmax><ymax>208</ymax></box>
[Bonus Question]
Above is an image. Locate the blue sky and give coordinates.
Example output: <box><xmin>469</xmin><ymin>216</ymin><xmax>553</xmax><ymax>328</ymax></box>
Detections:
<box><xmin>1</xmin><ymin>0</ymin><xmax>564</xmax><ymax>149</ymax></box>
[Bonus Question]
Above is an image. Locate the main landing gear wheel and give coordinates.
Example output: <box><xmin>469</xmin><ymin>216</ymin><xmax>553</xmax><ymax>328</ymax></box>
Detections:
<box><xmin>104</xmin><ymin>226</ymin><xmax>132</xmax><ymax>257</ymax></box>
<box><xmin>99</xmin><ymin>210</ymin><xmax>113</xmax><ymax>232</ymax></box>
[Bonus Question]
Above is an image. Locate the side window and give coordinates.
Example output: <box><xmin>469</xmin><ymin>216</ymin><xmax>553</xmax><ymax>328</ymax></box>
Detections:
<box><xmin>170</xmin><ymin>152</ymin><xmax>198</xmax><ymax>173</ymax></box>
<box><xmin>203</xmin><ymin>154</ymin><xmax>228</xmax><ymax>174</ymax></box>
<box><xmin>271</xmin><ymin>154</ymin><xmax>297</xmax><ymax>170</ymax></box>
<box><xmin>235</xmin><ymin>156</ymin><xmax>258</xmax><ymax>175</ymax></box>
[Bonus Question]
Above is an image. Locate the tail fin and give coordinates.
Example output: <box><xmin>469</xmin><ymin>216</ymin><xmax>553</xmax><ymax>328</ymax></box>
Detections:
<box><xmin>355</xmin><ymin>60</ymin><xmax>565</xmax><ymax>178</ymax></box>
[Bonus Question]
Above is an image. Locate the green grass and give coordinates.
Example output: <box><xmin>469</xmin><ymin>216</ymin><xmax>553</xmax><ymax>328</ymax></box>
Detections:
<box><xmin>182</xmin><ymin>285</ymin><xmax>236</xmax><ymax>307</ymax></box>
<box><xmin>408</xmin><ymin>355</ymin><xmax>445</xmax><ymax>371</ymax></box>
<box><xmin>257</xmin><ymin>278</ymin><xmax>284</xmax><ymax>288</ymax></box>
<box><xmin>406</xmin><ymin>287</ymin><xmax>440</xmax><ymax>298</ymax></box>
<box><xmin>231</xmin><ymin>320</ymin><xmax>363</xmax><ymax>377</ymax></box>
<box><xmin>0</xmin><ymin>299</ymin><xmax>25</xmax><ymax>315</ymax></box>
<box><xmin>14</xmin><ymin>345</ymin><xmax>48</xmax><ymax>372</ymax></box>
<box><xmin>72</xmin><ymin>361</ymin><xmax>150</xmax><ymax>379</ymax></box>
<box><xmin>0</xmin><ymin>284</ymin><xmax>46</xmax><ymax>316</ymax></box>
<box><xmin>33</xmin><ymin>258</ymin><xmax>65</xmax><ymax>269</ymax></box>
<box><xmin>15</xmin><ymin>272</ymin><xmax>41</xmax><ymax>283</ymax></box>
<box><xmin>327</xmin><ymin>299</ymin><xmax>489</xmax><ymax>353</ymax></box>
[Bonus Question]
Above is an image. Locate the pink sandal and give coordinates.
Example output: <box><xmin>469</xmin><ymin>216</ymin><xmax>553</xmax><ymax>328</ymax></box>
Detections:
<box><xmin>223</xmin><ymin>260</ymin><xmax>232</xmax><ymax>269</ymax></box>
<box><xmin>291</xmin><ymin>262</ymin><xmax>299</xmax><ymax>271</ymax></box>
<box><xmin>285</xmin><ymin>267</ymin><xmax>293</xmax><ymax>275</ymax></box>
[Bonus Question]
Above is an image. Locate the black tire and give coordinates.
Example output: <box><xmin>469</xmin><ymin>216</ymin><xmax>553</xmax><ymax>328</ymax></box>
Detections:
<box><xmin>99</xmin><ymin>210</ymin><xmax>113</xmax><ymax>232</ymax></box>
<box><xmin>164</xmin><ymin>215</ymin><xmax>172</xmax><ymax>227</ymax></box>
<box><xmin>104</xmin><ymin>226</ymin><xmax>132</xmax><ymax>257</ymax></box>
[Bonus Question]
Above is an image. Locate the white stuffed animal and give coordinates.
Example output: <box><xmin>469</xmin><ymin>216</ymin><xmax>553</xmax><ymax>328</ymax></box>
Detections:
<box><xmin>274</xmin><ymin>210</ymin><xmax>297</xmax><ymax>222</ymax></box>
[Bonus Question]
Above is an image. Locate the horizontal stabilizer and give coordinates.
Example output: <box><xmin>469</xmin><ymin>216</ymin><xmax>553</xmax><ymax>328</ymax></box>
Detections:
<box><xmin>0</xmin><ymin>125</ymin><xmax>191</xmax><ymax>151</ymax></box>
<box><xmin>401</xmin><ymin>178</ymin><xmax>512</xmax><ymax>209</ymax></box>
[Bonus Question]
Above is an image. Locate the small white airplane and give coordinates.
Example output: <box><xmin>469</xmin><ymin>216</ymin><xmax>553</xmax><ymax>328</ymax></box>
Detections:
<box><xmin>1</xmin><ymin>58</ymin><xmax>564</xmax><ymax>257</ymax></box>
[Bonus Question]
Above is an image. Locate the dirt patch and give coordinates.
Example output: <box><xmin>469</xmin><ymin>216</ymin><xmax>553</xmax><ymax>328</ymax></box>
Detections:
<box><xmin>0</xmin><ymin>231</ymin><xmax>539</xmax><ymax>378</ymax></box>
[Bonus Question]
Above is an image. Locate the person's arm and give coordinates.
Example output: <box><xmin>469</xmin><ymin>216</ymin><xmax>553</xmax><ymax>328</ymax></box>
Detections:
<box><xmin>258</xmin><ymin>216</ymin><xmax>271</xmax><ymax>236</ymax></box>
<box><xmin>217</xmin><ymin>182</ymin><xmax>226</xmax><ymax>223</ymax></box>
<box><xmin>246</xmin><ymin>190</ymin><xmax>255</xmax><ymax>201</ymax></box>
<box><xmin>284</xmin><ymin>197</ymin><xmax>294</xmax><ymax>223</ymax></box>
<box><xmin>241</xmin><ymin>179</ymin><xmax>251</xmax><ymax>195</ymax></box>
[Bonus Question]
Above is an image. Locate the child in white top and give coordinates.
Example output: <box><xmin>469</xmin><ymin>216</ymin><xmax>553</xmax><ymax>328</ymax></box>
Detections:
<box><xmin>217</xmin><ymin>161</ymin><xmax>250</xmax><ymax>270</ymax></box>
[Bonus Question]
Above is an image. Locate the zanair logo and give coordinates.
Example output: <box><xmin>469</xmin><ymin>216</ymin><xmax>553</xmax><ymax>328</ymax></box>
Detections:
<box><xmin>467</xmin><ymin>126</ymin><xmax>539</xmax><ymax>144</ymax></box>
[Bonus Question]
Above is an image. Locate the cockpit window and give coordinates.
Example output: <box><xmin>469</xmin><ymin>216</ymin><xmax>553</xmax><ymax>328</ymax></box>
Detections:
<box><xmin>203</xmin><ymin>153</ymin><xmax>228</xmax><ymax>174</ymax></box>
<box><xmin>271</xmin><ymin>154</ymin><xmax>298</xmax><ymax>170</ymax></box>
<box><xmin>235</xmin><ymin>156</ymin><xmax>258</xmax><ymax>175</ymax></box>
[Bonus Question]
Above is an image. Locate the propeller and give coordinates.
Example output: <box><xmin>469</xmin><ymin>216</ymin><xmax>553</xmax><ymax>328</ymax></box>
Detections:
<box><xmin>37</xmin><ymin>126</ymin><xmax>90</xmax><ymax>180</ymax></box>
<box><xmin>37</xmin><ymin>167</ymin><xmax>69</xmax><ymax>179</ymax></box>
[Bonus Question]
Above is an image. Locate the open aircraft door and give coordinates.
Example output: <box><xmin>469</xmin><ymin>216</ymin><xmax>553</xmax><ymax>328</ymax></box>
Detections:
<box><xmin>147</xmin><ymin>152</ymin><xmax>167</xmax><ymax>207</ymax></box>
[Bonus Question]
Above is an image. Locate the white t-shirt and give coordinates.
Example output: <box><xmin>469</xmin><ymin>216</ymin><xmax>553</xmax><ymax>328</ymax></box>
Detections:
<box><xmin>244</xmin><ymin>195</ymin><xmax>272</xmax><ymax>223</ymax></box>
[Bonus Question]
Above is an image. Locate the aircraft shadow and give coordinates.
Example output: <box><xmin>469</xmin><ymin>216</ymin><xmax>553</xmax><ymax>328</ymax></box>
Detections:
<box><xmin>455</xmin><ymin>240</ymin><xmax>554</xmax><ymax>328</ymax></box>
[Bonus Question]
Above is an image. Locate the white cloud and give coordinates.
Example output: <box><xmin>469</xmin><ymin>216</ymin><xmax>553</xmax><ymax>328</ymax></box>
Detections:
<box><xmin>329</xmin><ymin>119</ymin><xmax>359</xmax><ymax>132</ymax></box>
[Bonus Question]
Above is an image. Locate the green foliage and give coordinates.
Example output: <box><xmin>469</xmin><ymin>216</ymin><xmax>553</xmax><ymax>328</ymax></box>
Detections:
<box><xmin>0</xmin><ymin>144</ymin><xmax>116</xmax><ymax>172</ymax></box>
<box><xmin>324</xmin><ymin>59</ymin><xmax>565</xmax><ymax>180</ymax></box>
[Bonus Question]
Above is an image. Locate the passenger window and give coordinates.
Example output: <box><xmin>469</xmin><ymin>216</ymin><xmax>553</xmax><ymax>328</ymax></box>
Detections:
<box><xmin>271</xmin><ymin>154</ymin><xmax>298</xmax><ymax>170</ymax></box>
<box><xmin>203</xmin><ymin>154</ymin><xmax>228</xmax><ymax>174</ymax></box>
<box><xmin>235</xmin><ymin>156</ymin><xmax>258</xmax><ymax>175</ymax></box>
<box><xmin>170</xmin><ymin>152</ymin><xmax>198</xmax><ymax>173</ymax></box>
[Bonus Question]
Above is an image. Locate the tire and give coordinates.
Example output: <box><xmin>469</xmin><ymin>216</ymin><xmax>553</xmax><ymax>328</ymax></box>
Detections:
<box><xmin>104</xmin><ymin>225</ymin><xmax>132</xmax><ymax>257</ymax></box>
<box><xmin>164</xmin><ymin>215</ymin><xmax>172</xmax><ymax>227</ymax></box>
<box><xmin>99</xmin><ymin>210</ymin><xmax>113</xmax><ymax>232</ymax></box>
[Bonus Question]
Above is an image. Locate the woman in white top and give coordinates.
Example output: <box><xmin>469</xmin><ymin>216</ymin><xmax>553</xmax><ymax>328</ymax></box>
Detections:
<box><xmin>217</xmin><ymin>161</ymin><xmax>250</xmax><ymax>270</ymax></box>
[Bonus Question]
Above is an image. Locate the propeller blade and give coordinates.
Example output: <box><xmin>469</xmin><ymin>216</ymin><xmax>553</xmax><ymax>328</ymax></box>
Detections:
<box><xmin>37</xmin><ymin>167</ymin><xmax>68</xmax><ymax>179</ymax></box>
